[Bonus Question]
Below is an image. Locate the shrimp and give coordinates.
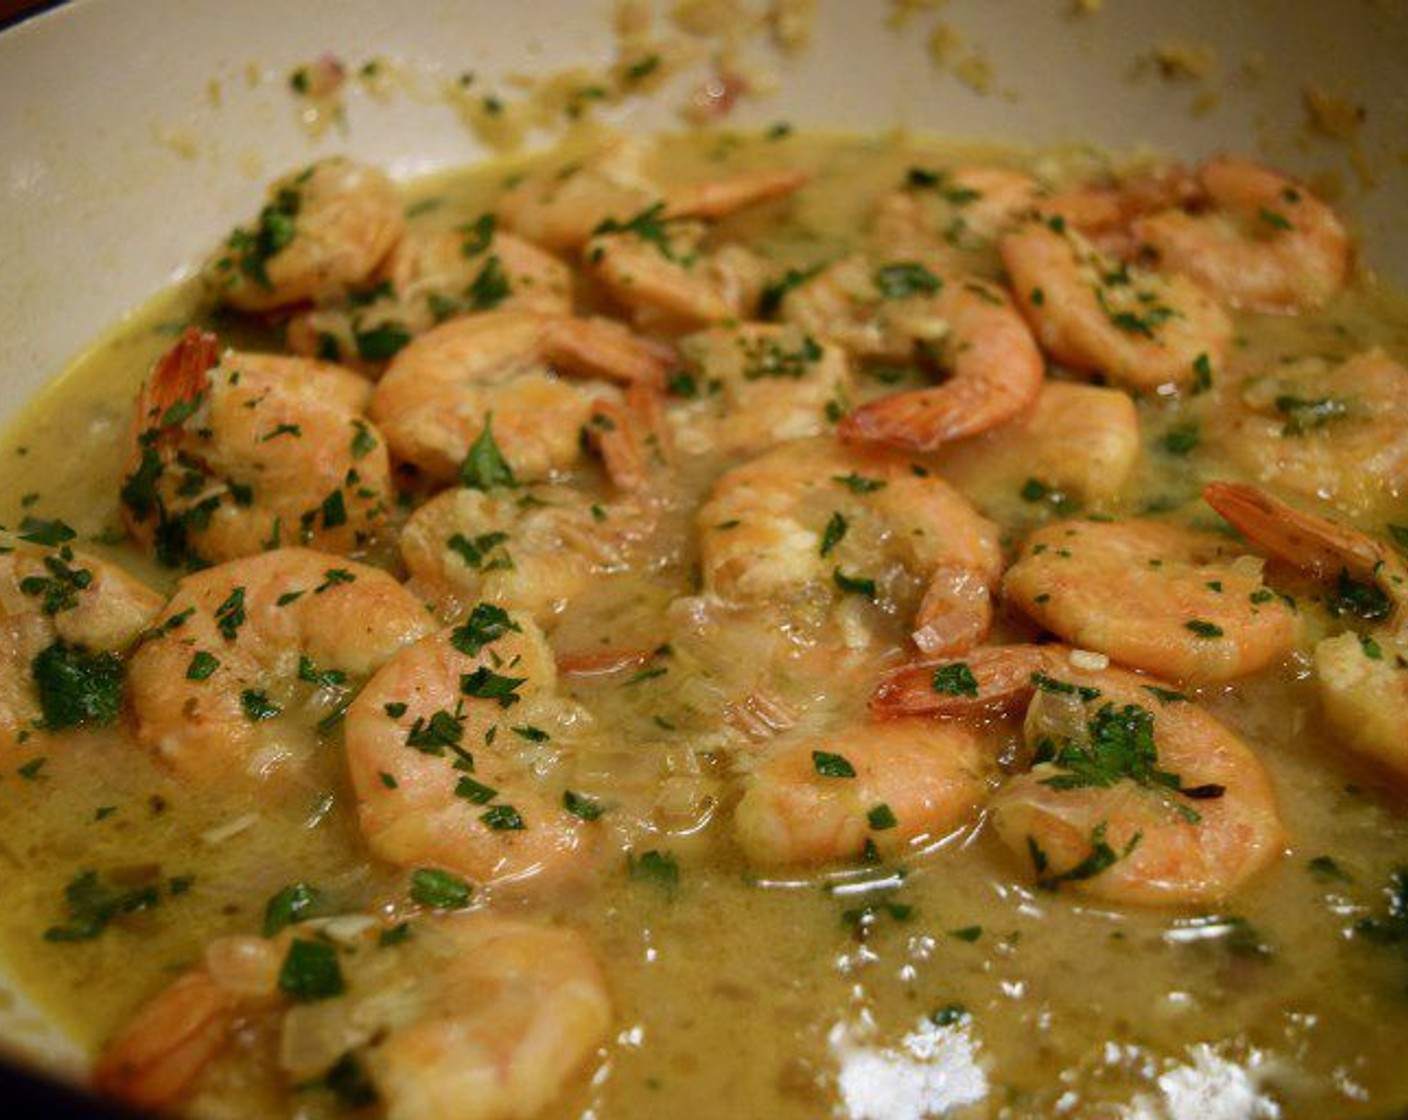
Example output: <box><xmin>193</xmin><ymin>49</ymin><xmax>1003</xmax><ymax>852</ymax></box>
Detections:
<box><xmin>836</xmin><ymin>275</ymin><xmax>1045</xmax><ymax>451</ymax></box>
<box><xmin>1203</xmin><ymin>481</ymin><xmax>1408</xmax><ymax>782</ymax></box>
<box><xmin>584</xmin><ymin>218</ymin><xmax>767</xmax><ymax>332</ymax></box>
<box><xmin>368</xmin><ymin>310</ymin><xmax>674</xmax><ymax>484</ymax></box>
<box><xmin>1132</xmin><ymin>157</ymin><xmax>1351</xmax><ymax>314</ymax></box>
<box><xmin>120</xmin><ymin>328</ymin><xmax>395</xmax><ymax>567</ymax></box>
<box><xmin>0</xmin><ymin>532</ymin><xmax>163</xmax><ymax>751</ymax></box>
<box><xmin>698</xmin><ymin>437</ymin><xmax>1004</xmax><ymax>656</ymax></box>
<box><xmin>1209</xmin><ymin>348</ymin><xmax>1408</xmax><ymax>521</ymax></box>
<box><xmin>668</xmin><ymin>324</ymin><xmax>853</xmax><ymax>457</ymax></box>
<box><xmin>399</xmin><ymin>482</ymin><xmax>662</xmax><ymax>627</ymax></box>
<box><xmin>733</xmin><ymin>718</ymin><xmax>993</xmax><ymax>867</ymax></box>
<box><xmin>496</xmin><ymin>136</ymin><xmax>806</xmax><ymax>252</ymax></box>
<box><xmin>344</xmin><ymin>607</ymin><xmax>597</xmax><ymax>891</ymax></box>
<box><xmin>126</xmin><ymin>549</ymin><xmax>434</xmax><ymax>785</ymax></box>
<box><xmin>870</xmin><ymin>165</ymin><xmax>1041</xmax><ymax>261</ymax></box>
<box><xmin>1000</xmin><ymin>217</ymin><xmax>1233</xmax><ymax>393</ymax></box>
<box><xmin>206</xmin><ymin>157</ymin><xmax>404</xmax><ymax>313</ymax></box>
<box><xmin>1003</xmin><ymin>518</ymin><xmax>1299</xmax><ymax>683</ymax></box>
<box><xmin>875</xmin><ymin>645</ymin><xmax>1287</xmax><ymax>905</ymax></box>
<box><xmin>96</xmin><ymin>913</ymin><xmax>611</xmax><ymax>1120</ymax></box>
<box><xmin>287</xmin><ymin>217</ymin><xmax>573</xmax><ymax>371</ymax></box>
<box><xmin>930</xmin><ymin>380</ymin><xmax>1141</xmax><ymax>510</ymax></box>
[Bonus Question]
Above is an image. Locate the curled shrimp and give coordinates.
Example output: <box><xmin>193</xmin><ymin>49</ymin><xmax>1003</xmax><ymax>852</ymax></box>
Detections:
<box><xmin>697</xmin><ymin>437</ymin><xmax>1004</xmax><ymax>656</ymax></box>
<box><xmin>870</xmin><ymin>165</ymin><xmax>1042</xmax><ymax>262</ymax></box>
<box><xmin>1133</xmin><ymin>157</ymin><xmax>1351</xmax><ymax>314</ymax></box>
<box><xmin>1210</xmin><ymin>347</ymin><xmax>1408</xmax><ymax>521</ymax></box>
<box><xmin>1003</xmin><ymin>518</ymin><xmax>1299</xmax><ymax>683</ymax></box>
<box><xmin>206</xmin><ymin>157</ymin><xmax>404</xmax><ymax>313</ymax></box>
<box><xmin>399</xmin><ymin>482</ymin><xmax>663</xmax><ymax>627</ymax></box>
<box><xmin>837</xmin><ymin>275</ymin><xmax>1044</xmax><ymax>451</ymax></box>
<box><xmin>668</xmin><ymin>324</ymin><xmax>853</xmax><ymax>457</ymax></box>
<box><xmin>344</xmin><ymin>607</ymin><xmax>598</xmax><ymax>892</ymax></box>
<box><xmin>875</xmin><ymin>644</ymin><xmax>1287</xmax><ymax>905</ymax></box>
<box><xmin>369</xmin><ymin>310</ymin><xmax>674</xmax><ymax>484</ymax></box>
<box><xmin>121</xmin><ymin>328</ymin><xmax>395</xmax><ymax>566</ymax></box>
<box><xmin>0</xmin><ymin>532</ymin><xmax>163</xmax><ymax>751</ymax></box>
<box><xmin>1000</xmin><ymin>217</ymin><xmax>1232</xmax><ymax>394</ymax></box>
<box><xmin>496</xmin><ymin>136</ymin><xmax>806</xmax><ymax>252</ymax></box>
<box><xmin>1204</xmin><ymin>480</ymin><xmax>1408</xmax><ymax>782</ymax></box>
<box><xmin>287</xmin><ymin>217</ymin><xmax>573</xmax><ymax>371</ymax></box>
<box><xmin>733</xmin><ymin>718</ymin><xmax>993</xmax><ymax>867</ymax></box>
<box><xmin>126</xmin><ymin>549</ymin><xmax>434</xmax><ymax>785</ymax></box>
<box><xmin>584</xmin><ymin>218</ymin><xmax>767</xmax><ymax>332</ymax></box>
<box><xmin>97</xmin><ymin>914</ymin><xmax>611</xmax><ymax>1120</ymax></box>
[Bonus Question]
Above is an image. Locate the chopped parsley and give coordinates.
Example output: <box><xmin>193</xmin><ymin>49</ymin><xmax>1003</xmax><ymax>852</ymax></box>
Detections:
<box><xmin>409</xmin><ymin>868</ymin><xmax>472</xmax><ymax>909</ymax></box>
<box><xmin>240</xmin><ymin>689</ymin><xmax>282</xmax><ymax>722</ymax></box>
<box><xmin>454</xmin><ymin>775</ymin><xmax>497</xmax><ymax>804</ymax></box>
<box><xmin>450</xmin><ymin>602</ymin><xmax>522</xmax><ymax>656</ymax></box>
<box><xmin>460</xmin><ymin>666</ymin><xmax>526</xmax><ymax>708</ymax></box>
<box><xmin>593</xmin><ymin>202</ymin><xmax>678</xmax><ymax>259</ymax></box>
<box><xmin>812</xmin><ymin>750</ymin><xmax>856</xmax><ymax>778</ymax></box>
<box><xmin>867</xmin><ymin>804</ymin><xmax>898</xmax><ymax>830</ymax></box>
<box><xmin>1184</xmin><ymin>619</ymin><xmax>1224</xmax><ymax>638</ymax></box>
<box><xmin>480</xmin><ymin>804</ymin><xmax>525</xmax><ymax>831</ymax></box>
<box><xmin>214</xmin><ymin>586</ymin><xmax>248</xmax><ymax>641</ymax></box>
<box><xmin>758</xmin><ymin>264</ymin><xmax>824</xmax><ymax>318</ymax></box>
<box><xmin>873</xmin><ymin>262</ymin><xmax>942</xmax><ymax>300</ymax></box>
<box><xmin>354</xmin><ymin>322</ymin><xmax>412</xmax><ymax>361</ymax></box>
<box><xmin>832</xmin><ymin>568</ymin><xmax>877</xmax><ymax>599</ymax></box>
<box><xmin>31</xmin><ymin>642</ymin><xmax>123</xmax><ymax>729</ymax></box>
<box><xmin>628</xmin><ymin>849</ymin><xmax>680</xmax><ymax>896</ymax></box>
<box><xmin>564</xmin><ymin>790</ymin><xmax>604</xmax><ymax>820</ymax></box>
<box><xmin>739</xmin><ymin>333</ymin><xmax>823</xmax><ymax>380</ymax></box>
<box><xmin>459</xmin><ymin>413</ymin><xmax>518</xmax><ymax>491</ymax></box>
<box><xmin>42</xmin><ymin>869</ymin><xmax>164</xmax><ymax>942</ymax></box>
<box><xmin>263</xmin><ymin>882</ymin><xmax>323</xmax><ymax>936</ymax></box>
<box><xmin>1275</xmin><ymin>394</ymin><xmax>1349</xmax><ymax>436</ymax></box>
<box><xmin>932</xmin><ymin>662</ymin><xmax>979</xmax><ymax>697</ymax></box>
<box><xmin>185</xmin><ymin>651</ymin><xmax>220</xmax><ymax>681</ymax></box>
<box><xmin>819</xmin><ymin>512</ymin><xmax>848</xmax><ymax>557</ymax></box>
<box><xmin>278</xmin><ymin>938</ymin><xmax>345</xmax><ymax>1002</ymax></box>
<box><xmin>1326</xmin><ymin>570</ymin><xmax>1392</xmax><ymax>622</ymax></box>
<box><xmin>447</xmin><ymin>530</ymin><xmax>513</xmax><ymax>572</ymax></box>
<box><xmin>833</xmin><ymin>472</ymin><xmax>886</xmax><ymax>494</ymax></box>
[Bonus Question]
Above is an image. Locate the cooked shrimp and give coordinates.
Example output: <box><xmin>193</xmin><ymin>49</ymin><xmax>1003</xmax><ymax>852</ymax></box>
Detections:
<box><xmin>668</xmin><ymin>324</ymin><xmax>853</xmax><ymax>457</ymax></box>
<box><xmin>931</xmin><ymin>380</ymin><xmax>1140</xmax><ymax>510</ymax></box>
<box><xmin>1204</xmin><ymin>481</ymin><xmax>1408</xmax><ymax>781</ymax></box>
<box><xmin>698</xmin><ymin>437</ymin><xmax>1004</xmax><ymax>656</ymax></box>
<box><xmin>97</xmin><ymin>914</ymin><xmax>611</xmax><ymax>1120</ymax></box>
<box><xmin>733</xmin><ymin>718</ymin><xmax>992</xmax><ymax>866</ymax></box>
<box><xmin>1210</xmin><ymin>348</ymin><xmax>1408</xmax><ymax>521</ymax></box>
<box><xmin>497</xmin><ymin>136</ymin><xmax>806</xmax><ymax>252</ymax></box>
<box><xmin>400</xmin><ymin>482</ymin><xmax>662</xmax><ymax>627</ymax></box>
<box><xmin>1003</xmin><ymin>518</ymin><xmax>1298</xmax><ymax>683</ymax></box>
<box><xmin>369</xmin><ymin>310</ymin><xmax>673</xmax><ymax>484</ymax></box>
<box><xmin>871</xmin><ymin>166</ymin><xmax>1041</xmax><ymax>261</ymax></box>
<box><xmin>584</xmin><ymin>218</ymin><xmax>767</xmax><ymax>332</ymax></box>
<box><xmin>1133</xmin><ymin>157</ymin><xmax>1351</xmax><ymax>314</ymax></box>
<box><xmin>207</xmin><ymin>157</ymin><xmax>404</xmax><ymax>312</ymax></box>
<box><xmin>126</xmin><ymin>549</ymin><xmax>434</xmax><ymax>785</ymax></box>
<box><xmin>1001</xmin><ymin>217</ymin><xmax>1233</xmax><ymax>393</ymax></box>
<box><xmin>344</xmin><ymin>607</ymin><xmax>597</xmax><ymax>891</ymax></box>
<box><xmin>121</xmin><ymin>328</ymin><xmax>394</xmax><ymax>567</ymax></box>
<box><xmin>287</xmin><ymin>218</ymin><xmax>573</xmax><ymax>370</ymax></box>
<box><xmin>0</xmin><ymin>533</ymin><xmax>163</xmax><ymax>751</ymax></box>
<box><xmin>877</xmin><ymin>644</ymin><xmax>1286</xmax><ymax>905</ymax></box>
<box><xmin>836</xmin><ymin>275</ymin><xmax>1044</xmax><ymax>450</ymax></box>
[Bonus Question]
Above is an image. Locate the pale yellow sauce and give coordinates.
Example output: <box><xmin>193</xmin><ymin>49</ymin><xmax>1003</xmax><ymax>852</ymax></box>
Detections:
<box><xmin>1</xmin><ymin>131</ymin><xmax>1408</xmax><ymax>1119</ymax></box>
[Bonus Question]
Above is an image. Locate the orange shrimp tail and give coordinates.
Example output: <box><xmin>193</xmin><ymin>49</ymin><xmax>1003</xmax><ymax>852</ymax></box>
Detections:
<box><xmin>93</xmin><ymin>972</ymin><xmax>239</xmax><ymax>1110</ymax></box>
<box><xmin>870</xmin><ymin>644</ymin><xmax>1056</xmax><ymax>719</ymax></box>
<box><xmin>1202</xmin><ymin>480</ymin><xmax>1385</xmax><ymax>584</ymax></box>
<box><xmin>665</xmin><ymin>169</ymin><xmax>809</xmax><ymax>221</ymax></box>
<box><xmin>137</xmin><ymin>327</ymin><xmax>221</xmax><ymax>433</ymax></box>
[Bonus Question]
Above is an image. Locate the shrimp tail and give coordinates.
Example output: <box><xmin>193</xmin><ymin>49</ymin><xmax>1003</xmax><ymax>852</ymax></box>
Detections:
<box><xmin>664</xmin><ymin>169</ymin><xmax>809</xmax><ymax>221</ymax></box>
<box><xmin>94</xmin><ymin>972</ymin><xmax>241</xmax><ymax>1110</ymax></box>
<box><xmin>1202</xmin><ymin>481</ymin><xmax>1391</xmax><ymax>587</ymax></box>
<box><xmin>542</xmin><ymin>316</ymin><xmax>675</xmax><ymax>387</ymax></box>
<box><xmin>870</xmin><ymin>644</ymin><xmax>1058</xmax><ymax>718</ymax></box>
<box><xmin>585</xmin><ymin>382</ymin><xmax>672</xmax><ymax>492</ymax></box>
<box><xmin>136</xmin><ymin>327</ymin><xmax>221</xmax><ymax>434</ymax></box>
